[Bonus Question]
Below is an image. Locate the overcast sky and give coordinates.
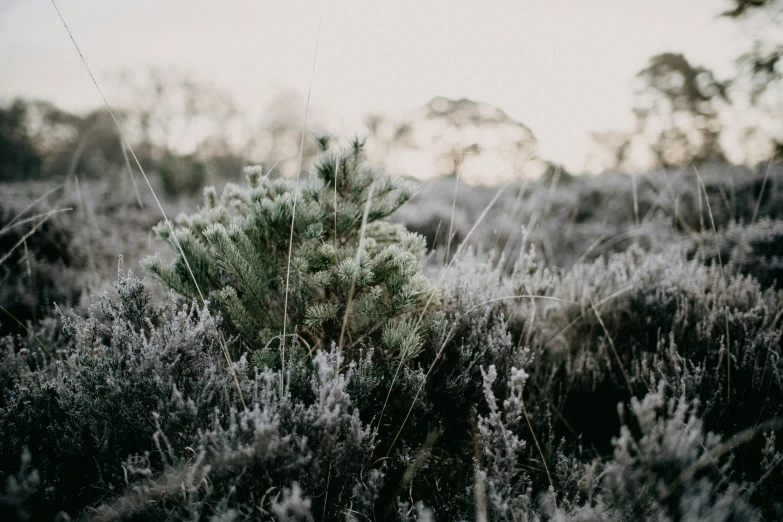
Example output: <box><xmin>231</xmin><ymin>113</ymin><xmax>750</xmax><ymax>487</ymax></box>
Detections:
<box><xmin>0</xmin><ymin>0</ymin><xmax>755</xmax><ymax>173</ymax></box>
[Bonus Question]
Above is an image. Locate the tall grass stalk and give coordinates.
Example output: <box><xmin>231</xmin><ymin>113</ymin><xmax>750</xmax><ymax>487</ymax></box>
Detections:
<box><xmin>695</xmin><ymin>166</ymin><xmax>731</xmax><ymax>404</ymax></box>
<box><xmin>281</xmin><ymin>0</ymin><xmax>326</xmax><ymax>394</ymax></box>
<box><xmin>49</xmin><ymin>0</ymin><xmax>246</xmax><ymax>407</ymax></box>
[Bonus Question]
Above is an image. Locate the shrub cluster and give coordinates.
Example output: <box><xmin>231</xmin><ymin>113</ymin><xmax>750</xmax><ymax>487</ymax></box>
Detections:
<box><xmin>0</xmin><ymin>189</ymin><xmax>85</xmax><ymax>337</ymax></box>
<box><xmin>1</xmin><ymin>138</ymin><xmax>781</xmax><ymax>521</ymax></box>
<box><xmin>397</xmin><ymin>161</ymin><xmax>783</xmax><ymax>271</ymax></box>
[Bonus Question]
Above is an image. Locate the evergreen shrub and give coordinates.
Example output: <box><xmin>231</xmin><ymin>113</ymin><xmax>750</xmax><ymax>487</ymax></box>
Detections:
<box><xmin>143</xmin><ymin>135</ymin><xmax>436</xmax><ymax>362</ymax></box>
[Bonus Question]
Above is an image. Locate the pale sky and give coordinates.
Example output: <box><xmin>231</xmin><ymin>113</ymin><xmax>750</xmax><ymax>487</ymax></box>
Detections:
<box><xmin>0</xmin><ymin>0</ymin><xmax>753</xmax><ymax>173</ymax></box>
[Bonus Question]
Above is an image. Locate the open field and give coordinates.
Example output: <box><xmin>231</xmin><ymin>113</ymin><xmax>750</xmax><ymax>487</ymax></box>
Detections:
<box><xmin>1</xmin><ymin>150</ymin><xmax>782</xmax><ymax>520</ymax></box>
<box><xmin>2</xmin><ymin>1</ymin><xmax>783</xmax><ymax>519</ymax></box>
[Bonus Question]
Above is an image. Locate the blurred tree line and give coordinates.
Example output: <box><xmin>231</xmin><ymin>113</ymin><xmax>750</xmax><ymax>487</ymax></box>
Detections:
<box><xmin>595</xmin><ymin>0</ymin><xmax>783</xmax><ymax>171</ymax></box>
<box><xmin>0</xmin><ymin>72</ymin><xmax>321</xmax><ymax>198</ymax></box>
<box><xmin>2</xmin><ymin>1</ymin><xmax>782</xmax><ymax>184</ymax></box>
<box><xmin>0</xmin><ymin>94</ymin><xmax>217</xmax><ymax>197</ymax></box>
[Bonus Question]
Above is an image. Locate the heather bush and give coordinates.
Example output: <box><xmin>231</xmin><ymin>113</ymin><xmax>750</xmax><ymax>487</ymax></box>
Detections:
<box><xmin>537</xmin><ymin>243</ymin><xmax>783</xmax><ymax>441</ymax></box>
<box><xmin>1</xmin><ymin>135</ymin><xmax>782</xmax><ymax>521</ymax></box>
<box><xmin>0</xmin><ymin>266</ymin><xmax>383</xmax><ymax>520</ymax></box>
<box><xmin>0</xmin><ymin>191</ymin><xmax>85</xmax><ymax>336</ymax></box>
<box><xmin>0</xmin><ymin>262</ymin><xmax>236</xmax><ymax>519</ymax></box>
<box><xmin>595</xmin><ymin>385</ymin><xmax>760</xmax><ymax>522</ymax></box>
<box><xmin>87</xmin><ymin>347</ymin><xmax>381</xmax><ymax>521</ymax></box>
<box><xmin>0</xmin><ymin>265</ymin><xmax>517</xmax><ymax>520</ymax></box>
<box><xmin>697</xmin><ymin>218</ymin><xmax>783</xmax><ymax>289</ymax></box>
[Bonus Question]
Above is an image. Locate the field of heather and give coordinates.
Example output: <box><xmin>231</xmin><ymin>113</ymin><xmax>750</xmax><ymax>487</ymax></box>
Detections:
<box><xmin>2</xmin><ymin>1</ymin><xmax>783</xmax><ymax>520</ymax></box>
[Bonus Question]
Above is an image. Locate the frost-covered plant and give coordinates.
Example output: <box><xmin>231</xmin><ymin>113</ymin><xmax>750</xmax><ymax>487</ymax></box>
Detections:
<box><xmin>477</xmin><ymin>377</ymin><xmax>765</xmax><ymax>522</ymax></box>
<box><xmin>595</xmin><ymin>383</ymin><xmax>760</xmax><ymax>522</ymax></box>
<box><xmin>0</xmin><ymin>449</ymin><xmax>40</xmax><ymax>522</ymax></box>
<box><xmin>538</xmin><ymin>243</ymin><xmax>783</xmax><ymax>446</ymax></box>
<box><xmin>88</xmin><ymin>347</ymin><xmax>381</xmax><ymax>522</ymax></box>
<box><xmin>3</xmin><ymin>155</ymin><xmax>783</xmax><ymax>521</ymax></box>
<box><xmin>143</xmin><ymin>134</ymin><xmax>436</xmax><ymax>360</ymax></box>
<box><xmin>0</xmin><ymin>263</ymin><xmax>236</xmax><ymax>520</ymax></box>
<box><xmin>477</xmin><ymin>363</ymin><xmax>535</xmax><ymax>519</ymax></box>
<box><xmin>432</xmin><ymin>234</ymin><xmax>783</xmax><ymax>520</ymax></box>
<box><xmin>0</xmin><ymin>267</ymin><xmax>389</xmax><ymax>520</ymax></box>
<box><xmin>397</xmin><ymin>162</ymin><xmax>783</xmax><ymax>271</ymax></box>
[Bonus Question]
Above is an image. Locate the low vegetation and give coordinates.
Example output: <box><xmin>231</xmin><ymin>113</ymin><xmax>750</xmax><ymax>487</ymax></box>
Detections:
<box><xmin>0</xmin><ymin>134</ymin><xmax>782</xmax><ymax>521</ymax></box>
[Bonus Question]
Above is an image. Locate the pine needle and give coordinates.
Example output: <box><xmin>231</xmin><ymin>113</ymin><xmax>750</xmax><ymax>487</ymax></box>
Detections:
<box><xmin>338</xmin><ymin>183</ymin><xmax>375</xmax><ymax>350</ymax></box>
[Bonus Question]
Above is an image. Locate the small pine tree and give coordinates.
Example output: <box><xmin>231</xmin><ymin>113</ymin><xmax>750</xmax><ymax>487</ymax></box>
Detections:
<box><xmin>143</xmin><ymin>134</ymin><xmax>436</xmax><ymax>361</ymax></box>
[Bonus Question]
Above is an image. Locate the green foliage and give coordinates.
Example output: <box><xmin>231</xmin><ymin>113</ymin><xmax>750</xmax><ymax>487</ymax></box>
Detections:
<box><xmin>157</xmin><ymin>154</ymin><xmax>208</xmax><ymax>198</ymax></box>
<box><xmin>3</xmin><ymin>152</ymin><xmax>783</xmax><ymax>520</ymax></box>
<box><xmin>143</xmin><ymin>135</ymin><xmax>436</xmax><ymax>359</ymax></box>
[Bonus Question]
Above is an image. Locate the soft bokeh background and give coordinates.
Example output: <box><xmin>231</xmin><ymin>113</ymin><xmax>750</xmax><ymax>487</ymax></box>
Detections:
<box><xmin>2</xmin><ymin>0</ymin><xmax>779</xmax><ymax>182</ymax></box>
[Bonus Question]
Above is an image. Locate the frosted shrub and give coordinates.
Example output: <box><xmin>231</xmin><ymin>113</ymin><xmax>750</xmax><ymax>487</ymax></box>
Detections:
<box><xmin>0</xmin><ymin>263</ymin><xmax>234</xmax><ymax>519</ymax></box>
<box><xmin>542</xmin><ymin>244</ymin><xmax>782</xmax><ymax>433</ymax></box>
<box><xmin>2</xmin><ymin>139</ymin><xmax>782</xmax><ymax>520</ymax></box>
<box><xmin>0</xmin><ymin>267</ymin><xmax>386</xmax><ymax>520</ymax></box>
<box><xmin>477</xmin><ymin>364</ymin><xmax>535</xmax><ymax>519</ymax></box>
<box><xmin>517</xmin><ymin>242</ymin><xmax>783</xmax><ymax>519</ymax></box>
<box><xmin>596</xmin><ymin>384</ymin><xmax>760</xmax><ymax>522</ymax></box>
<box><xmin>89</xmin><ymin>347</ymin><xmax>380</xmax><ymax>521</ymax></box>
<box><xmin>143</xmin><ymin>135</ymin><xmax>436</xmax><ymax>360</ymax></box>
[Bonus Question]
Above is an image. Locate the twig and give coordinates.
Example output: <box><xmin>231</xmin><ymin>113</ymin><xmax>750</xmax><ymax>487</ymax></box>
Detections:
<box><xmin>0</xmin><ymin>208</ymin><xmax>72</xmax><ymax>237</ymax></box>
<box><xmin>0</xmin><ymin>304</ymin><xmax>52</xmax><ymax>356</ymax></box>
<box><xmin>543</xmin><ymin>285</ymin><xmax>635</xmax><ymax>350</ymax></box>
<box><xmin>589</xmin><ymin>296</ymin><xmax>635</xmax><ymax>393</ymax></box>
<box><xmin>0</xmin><ymin>212</ymin><xmax>62</xmax><ymax>267</ymax></box>
<box><xmin>1</xmin><ymin>185</ymin><xmax>62</xmax><ymax>233</ymax></box>
<box><xmin>445</xmin><ymin>134</ymin><xmax>464</xmax><ymax>264</ymax></box>
<box><xmin>520</xmin><ymin>395</ymin><xmax>557</xmax><ymax>511</ymax></box>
